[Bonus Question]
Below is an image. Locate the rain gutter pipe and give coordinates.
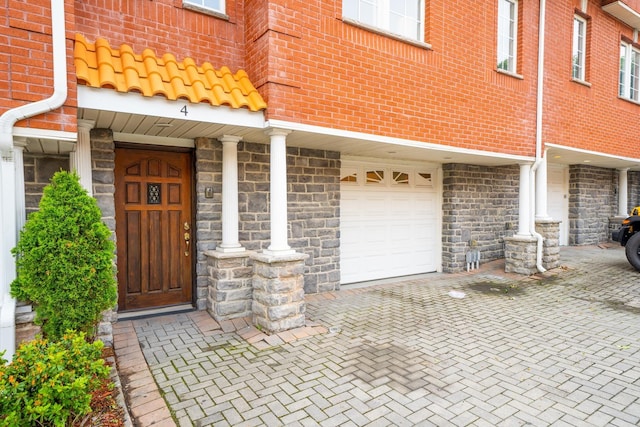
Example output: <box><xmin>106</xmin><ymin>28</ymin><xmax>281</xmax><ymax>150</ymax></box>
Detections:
<box><xmin>530</xmin><ymin>0</ymin><xmax>547</xmax><ymax>273</ymax></box>
<box><xmin>0</xmin><ymin>0</ymin><xmax>68</xmax><ymax>149</ymax></box>
<box><xmin>0</xmin><ymin>0</ymin><xmax>68</xmax><ymax>358</ymax></box>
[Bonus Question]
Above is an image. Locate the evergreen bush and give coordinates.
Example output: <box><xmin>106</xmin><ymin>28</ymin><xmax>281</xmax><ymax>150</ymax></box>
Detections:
<box><xmin>11</xmin><ymin>171</ymin><xmax>117</xmax><ymax>340</ymax></box>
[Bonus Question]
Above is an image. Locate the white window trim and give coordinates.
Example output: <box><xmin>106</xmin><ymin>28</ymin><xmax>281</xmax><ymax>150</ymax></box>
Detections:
<box><xmin>572</xmin><ymin>15</ymin><xmax>587</xmax><ymax>82</ymax></box>
<box><xmin>620</xmin><ymin>41</ymin><xmax>640</xmax><ymax>103</ymax></box>
<box><xmin>497</xmin><ymin>0</ymin><xmax>518</xmax><ymax>74</ymax></box>
<box><xmin>343</xmin><ymin>0</ymin><xmax>425</xmax><ymax>43</ymax></box>
<box><xmin>183</xmin><ymin>0</ymin><xmax>226</xmax><ymax>16</ymax></box>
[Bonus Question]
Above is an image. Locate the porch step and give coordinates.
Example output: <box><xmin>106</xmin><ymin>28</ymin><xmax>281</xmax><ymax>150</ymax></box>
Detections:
<box><xmin>117</xmin><ymin>304</ymin><xmax>195</xmax><ymax>321</ymax></box>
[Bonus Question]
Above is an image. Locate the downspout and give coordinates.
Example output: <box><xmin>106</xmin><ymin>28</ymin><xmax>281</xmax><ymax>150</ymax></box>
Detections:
<box><xmin>0</xmin><ymin>0</ymin><xmax>68</xmax><ymax>148</ymax></box>
<box><xmin>0</xmin><ymin>0</ymin><xmax>68</xmax><ymax>358</ymax></box>
<box><xmin>530</xmin><ymin>0</ymin><xmax>547</xmax><ymax>273</ymax></box>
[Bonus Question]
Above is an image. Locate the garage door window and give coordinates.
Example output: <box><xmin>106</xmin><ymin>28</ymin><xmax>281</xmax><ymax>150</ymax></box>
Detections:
<box><xmin>341</xmin><ymin>168</ymin><xmax>358</xmax><ymax>183</ymax></box>
<box><xmin>393</xmin><ymin>171</ymin><xmax>409</xmax><ymax>185</ymax></box>
<box><xmin>366</xmin><ymin>170</ymin><xmax>385</xmax><ymax>184</ymax></box>
<box><xmin>416</xmin><ymin>172</ymin><xmax>433</xmax><ymax>187</ymax></box>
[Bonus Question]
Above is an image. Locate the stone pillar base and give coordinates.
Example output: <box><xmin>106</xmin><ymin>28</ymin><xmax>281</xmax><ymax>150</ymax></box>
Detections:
<box><xmin>205</xmin><ymin>250</ymin><xmax>254</xmax><ymax>321</ymax></box>
<box><xmin>504</xmin><ymin>235</ymin><xmax>538</xmax><ymax>275</ymax></box>
<box><xmin>536</xmin><ymin>219</ymin><xmax>561</xmax><ymax>270</ymax></box>
<box><xmin>250</xmin><ymin>252</ymin><xmax>309</xmax><ymax>334</ymax></box>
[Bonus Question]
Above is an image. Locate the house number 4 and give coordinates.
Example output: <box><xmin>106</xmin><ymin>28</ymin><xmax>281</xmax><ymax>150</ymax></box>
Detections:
<box><xmin>180</xmin><ymin>105</ymin><xmax>188</xmax><ymax>116</ymax></box>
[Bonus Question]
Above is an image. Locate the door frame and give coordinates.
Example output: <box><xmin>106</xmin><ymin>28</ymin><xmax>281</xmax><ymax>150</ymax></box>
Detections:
<box><xmin>114</xmin><ymin>142</ymin><xmax>197</xmax><ymax>312</ymax></box>
<box><xmin>547</xmin><ymin>163</ymin><xmax>569</xmax><ymax>246</ymax></box>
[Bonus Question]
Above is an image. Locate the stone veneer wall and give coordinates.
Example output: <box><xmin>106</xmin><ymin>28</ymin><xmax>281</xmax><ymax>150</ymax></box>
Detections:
<box><xmin>629</xmin><ymin>171</ymin><xmax>640</xmax><ymax>211</ymax></box>
<box><xmin>568</xmin><ymin>164</ymin><xmax>617</xmax><ymax>245</ymax></box>
<box><xmin>195</xmin><ymin>138</ymin><xmax>341</xmax><ymax>304</ymax></box>
<box><xmin>90</xmin><ymin>129</ymin><xmax>118</xmax><ymax>345</ymax></box>
<box><xmin>23</xmin><ymin>153</ymin><xmax>69</xmax><ymax>214</ymax></box>
<box><xmin>442</xmin><ymin>163</ymin><xmax>519</xmax><ymax>273</ymax></box>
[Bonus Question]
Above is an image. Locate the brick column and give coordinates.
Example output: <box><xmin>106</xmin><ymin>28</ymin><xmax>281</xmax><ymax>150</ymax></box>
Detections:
<box><xmin>205</xmin><ymin>251</ymin><xmax>253</xmax><ymax>321</ymax></box>
<box><xmin>251</xmin><ymin>252</ymin><xmax>308</xmax><ymax>334</ymax></box>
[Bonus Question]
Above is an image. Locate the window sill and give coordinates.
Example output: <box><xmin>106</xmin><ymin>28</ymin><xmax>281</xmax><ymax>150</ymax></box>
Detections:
<box><xmin>341</xmin><ymin>17</ymin><xmax>432</xmax><ymax>50</ymax></box>
<box><xmin>618</xmin><ymin>96</ymin><xmax>640</xmax><ymax>106</ymax></box>
<box><xmin>182</xmin><ymin>3</ymin><xmax>229</xmax><ymax>20</ymax></box>
<box><xmin>571</xmin><ymin>78</ymin><xmax>592</xmax><ymax>87</ymax></box>
<box><xmin>495</xmin><ymin>68</ymin><xmax>524</xmax><ymax>80</ymax></box>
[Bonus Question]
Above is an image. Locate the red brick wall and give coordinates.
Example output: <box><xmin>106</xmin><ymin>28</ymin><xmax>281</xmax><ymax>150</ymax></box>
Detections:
<box><xmin>245</xmin><ymin>0</ymin><xmax>540</xmax><ymax>157</ymax></box>
<box><xmin>74</xmin><ymin>0</ymin><xmax>246</xmax><ymax>74</ymax></box>
<box><xmin>4</xmin><ymin>0</ymin><xmax>636</xmax><ymax>159</ymax></box>
<box><xmin>543</xmin><ymin>0</ymin><xmax>640</xmax><ymax>156</ymax></box>
<box><xmin>0</xmin><ymin>0</ymin><xmax>77</xmax><ymax>133</ymax></box>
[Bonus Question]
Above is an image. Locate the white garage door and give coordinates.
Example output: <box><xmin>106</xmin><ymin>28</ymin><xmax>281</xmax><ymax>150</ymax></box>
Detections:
<box><xmin>340</xmin><ymin>161</ymin><xmax>440</xmax><ymax>284</ymax></box>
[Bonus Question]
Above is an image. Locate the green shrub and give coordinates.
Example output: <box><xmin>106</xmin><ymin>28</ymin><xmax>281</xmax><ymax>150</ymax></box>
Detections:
<box><xmin>0</xmin><ymin>331</ymin><xmax>111</xmax><ymax>426</ymax></box>
<box><xmin>11</xmin><ymin>171</ymin><xmax>117</xmax><ymax>340</ymax></box>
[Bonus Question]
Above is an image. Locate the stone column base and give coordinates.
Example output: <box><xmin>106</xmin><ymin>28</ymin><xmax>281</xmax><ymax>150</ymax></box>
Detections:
<box><xmin>536</xmin><ymin>219</ymin><xmax>561</xmax><ymax>270</ymax></box>
<box><xmin>250</xmin><ymin>252</ymin><xmax>309</xmax><ymax>334</ymax></box>
<box><xmin>504</xmin><ymin>235</ymin><xmax>538</xmax><ymax>275</ymax></box>
<box><xmin>205</xmin><ymin>250</ymin><xmax>254</xmax><ymax>321</ymax></box>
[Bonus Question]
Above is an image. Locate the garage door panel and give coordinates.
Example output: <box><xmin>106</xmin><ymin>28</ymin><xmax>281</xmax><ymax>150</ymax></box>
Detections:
<box><xmin>341</xmin><ymin>180</ymin><xmax>439</xmax><ymax>284</ymax></box>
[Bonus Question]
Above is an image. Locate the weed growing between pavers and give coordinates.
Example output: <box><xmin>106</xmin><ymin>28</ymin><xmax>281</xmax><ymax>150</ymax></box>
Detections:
<box><xmin>571</xmin><ymin>296</ymin><xmax>640</xmax><ymax>315</ymax></box>
<box><xmin>468</xmin><ymin>281</ymin><xmax>524</xmax><ymax>296</ymax></box>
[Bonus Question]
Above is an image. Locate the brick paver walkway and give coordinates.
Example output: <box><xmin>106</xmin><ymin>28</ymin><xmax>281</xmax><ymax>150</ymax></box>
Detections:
<box><xmin>114</xmin><ymin>245</ymin><xmax>640</xmax><ymax>426</ymax></box>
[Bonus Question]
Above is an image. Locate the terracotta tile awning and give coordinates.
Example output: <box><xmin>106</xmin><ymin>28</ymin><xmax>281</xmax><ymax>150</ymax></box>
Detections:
<box><xmin>74</xmin><ymin>34</ymin><xmax>267</xmax><ymax>112</ymax></box>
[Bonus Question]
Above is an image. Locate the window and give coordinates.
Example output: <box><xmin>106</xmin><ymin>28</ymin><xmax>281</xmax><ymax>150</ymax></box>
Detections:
<box><xmin>619</xmin><ymin>41</ymin><xmax>640</xmax><ymax>102</ymax></box>
<box><xmin>497</xmin><ymin>0</ymin><xmax>518</xmax><ymax>73</ymax></box>
<box><xmin>183</xmin><ymin>0</ymin><xmax>224</xmax><ymax>14</ymax></box>
<box><xmin>572</xmin><ymin>15</ymin><xmax>586</xmax><ymax>81</ymax></box>
<box><xmin>343</xmin><ymin>0</ymin><xmax>424</xmax><ymax>42</ymax></box>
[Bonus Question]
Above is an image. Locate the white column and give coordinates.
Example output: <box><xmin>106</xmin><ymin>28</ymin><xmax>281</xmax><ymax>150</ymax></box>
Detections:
<box><xmin>535</xmin><ymin>154</ymin><xmax>550</xmax><ymax>220</ymax></box>
<box><xmin>72</xmin><ymin>120</ymin><xmax>94</xmax><ymax>196</ymax></box>
<box><xmin>13</xmin><ymin>138</ymin><xmax>27</xmax><ymax>232</ymax></box>
<box><xmin>0</xmin><ymin>147</ymin><xmax>17</xmax><ymax>360</ymax></box>
<box><xmin>217</xmin><ymin>135</ymin><xmax>244</xmax><ymax>253</ymax></box>
<box><xmin>618</xmin><ymin>168</ymin><xmax>629</xmax><ymax>216</ymax></box>
<box><xmin>264</xmin><ymin>128</ymin><xmax>294</xmax><ymax>255</ymax></box>
<box><xmin>517</xmin><ymin>163</ymin><xmax>532</xmax><ymax>236</ymax></box>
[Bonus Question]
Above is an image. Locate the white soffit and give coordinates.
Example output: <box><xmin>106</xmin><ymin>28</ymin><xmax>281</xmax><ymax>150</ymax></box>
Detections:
<box><xmin>546</xmin><ymin>143</ymin><xmax>640</xmax><ymax>170</ymax></box>
<box><xmin>603</xmin><ymin>1</ymin><xmax>640</xmax><ymax>29</ymax></box>
<box><xmin>77</xmin><ymin>86</ymin><xmax>265</xmax><ymax>129</ymax></box>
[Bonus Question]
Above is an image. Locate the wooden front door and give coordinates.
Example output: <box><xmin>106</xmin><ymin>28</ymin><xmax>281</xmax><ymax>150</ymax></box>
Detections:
<box><xmin>115</xmin><ymin>146</ymin><xmax>193</xmax><ymax>311</ymax></box>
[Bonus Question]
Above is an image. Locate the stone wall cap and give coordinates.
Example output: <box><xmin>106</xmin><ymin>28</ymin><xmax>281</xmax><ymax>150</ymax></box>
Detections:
<box><xmin>251</xmin><ymin>251</ymin><xmax>309</xmax><ymax>263</ymax></box>
<box><xmin>535</xmin><ymin>219</ymin><xmax>561</xmax><ymax>224</ymax></box>
<box><xmin>503</xmin><ymin>235</ymin><xmax>538</xmax><ymax>243</ymax></box>
<box><xmin>205</xmin><ymin>250</ymin><xmax>255</xmax><ymax>259</ymax></box>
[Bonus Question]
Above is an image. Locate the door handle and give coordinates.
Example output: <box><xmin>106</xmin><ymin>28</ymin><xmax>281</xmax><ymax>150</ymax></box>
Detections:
<box><xmin>184</xmin><ymin>231</ymin><xmax>190</xmax><ymax>256</ymax></box>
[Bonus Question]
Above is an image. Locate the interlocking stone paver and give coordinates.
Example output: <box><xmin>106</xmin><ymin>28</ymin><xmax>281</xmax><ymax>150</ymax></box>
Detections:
<box><xmin>114</xmin><ymin>245</ymin><xmax>640</xmax><ymax>426</ymax></box>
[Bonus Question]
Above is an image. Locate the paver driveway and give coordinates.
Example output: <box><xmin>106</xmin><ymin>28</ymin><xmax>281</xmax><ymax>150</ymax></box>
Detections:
<box><xmin>114</xmin><ymin>245</ymin><xmax>640</xmax><ymax>426</ymax></box>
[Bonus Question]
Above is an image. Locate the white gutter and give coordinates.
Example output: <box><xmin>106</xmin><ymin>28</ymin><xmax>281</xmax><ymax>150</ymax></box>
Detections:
<box><xmin>530</xmin><ymin>0</ymin><xmax>547</xmax><ymax>274</ymax></box>
<box><xmin>0</xmin><ymin>0</ymin><xmax>68</xmax><ymax>151</ymax></box>
<box><xmin>0</xmin><ymin>0</ymin><xmax>68</xmax><ymax>359</ymax></box>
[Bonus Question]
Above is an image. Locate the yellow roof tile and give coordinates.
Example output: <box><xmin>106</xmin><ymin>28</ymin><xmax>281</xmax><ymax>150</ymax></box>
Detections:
<box><xmin>74</xmin><ymin>34</ymin><xmax>267</xmax><ymax>112</ymax></box>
